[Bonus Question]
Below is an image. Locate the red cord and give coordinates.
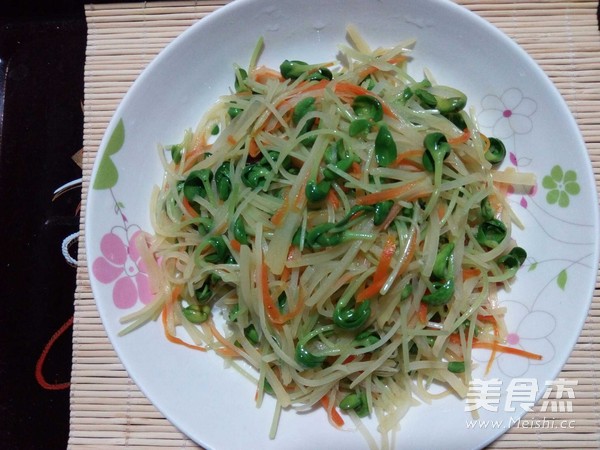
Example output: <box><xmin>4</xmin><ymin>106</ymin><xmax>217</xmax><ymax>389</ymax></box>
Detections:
<box><xmin>35</xmin><ymin>315</ymin><xmax>74</xmax><ymax>390</ymax></box>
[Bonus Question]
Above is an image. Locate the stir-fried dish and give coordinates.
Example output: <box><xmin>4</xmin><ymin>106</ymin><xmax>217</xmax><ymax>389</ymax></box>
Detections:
<box><xmin>121</xmin><ymin>27</ymin><xmax>538</xmax><ymax>448</ymax></box>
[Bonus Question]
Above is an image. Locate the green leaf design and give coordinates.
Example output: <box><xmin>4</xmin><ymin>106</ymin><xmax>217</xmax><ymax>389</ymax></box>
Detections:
<box><xmin>563</xmin><ymin>170</ymin><xmax>577</xmax><ymax>183</ymax></box>
<box><xmin>542</xmin><ymin>175</ymin><xmax>557</xmax><ymax>189</ymax></box>
<box><xmin>546</xmin><ymin>189</ymin><xmax>559</xmax><ymax>205</ymax></box>
<box><xmin>565</xmin><ymin>182</ymin><xmax>580</xmax><ymax>196</ymax></box>
<box><xmin>550</xmin><ymin>165</ymin><xmax>563</xmax><ymax>182</ymax></box>
<box><xmin>557</xmin><ymin>269</ymin><xmax>568</xmax><ymax>290</ymax></box>
<box><xmin>558</xmin><ymin>191</ymin><xmax>570</xmax><ymax>208</ymax></box>
<box><xmin>93</xmin><ymin>118</ymin><xmax>125</xmax><ymax>190</ymax></box>
<box><xmin>528</xmin><ymin>261</ymin><xmax>538</xmax><ymax>271</ymax></box>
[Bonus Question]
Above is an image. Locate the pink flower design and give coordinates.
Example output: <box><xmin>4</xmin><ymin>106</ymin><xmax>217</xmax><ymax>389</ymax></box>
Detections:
<box><xmin>92</xmin><ymin>227</ymin><xmax>153</xmax><ymax>309</ymax></box>
<box><xmin>478</xmin><ymin>88</ymin><xmax>537</xmax><ymax>140</ymax></box>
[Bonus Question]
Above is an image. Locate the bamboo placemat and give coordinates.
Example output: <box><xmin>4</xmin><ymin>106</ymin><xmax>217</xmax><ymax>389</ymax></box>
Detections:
<box><xmin>71</xmin><ymin>1</ymin><xmax>600</xmax><ymax>448</ymax></box>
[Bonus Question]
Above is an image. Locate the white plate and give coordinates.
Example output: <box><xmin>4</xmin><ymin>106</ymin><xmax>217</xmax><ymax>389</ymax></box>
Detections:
<box><xmin>86</xmin><ymin>0</ymin><xmax>599</xmax><ymax>449</ymax></box>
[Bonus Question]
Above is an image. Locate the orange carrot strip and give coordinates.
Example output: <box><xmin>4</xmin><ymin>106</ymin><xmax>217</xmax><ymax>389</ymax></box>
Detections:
<box><xmin>447</xmin><ymin>333</ymin><xmax>542</xmax><ymax>361</ymax></box>
<box><xmin>358</xmin><ymin>55</ymin><xmax>408</xmax><ymax>79</ymax></box>
<box><xmin>379</xmin><ymin>202</ymin><xmax>402</xmax><ymax>231</ymax></box>
<box><xmin>392</xmin><ymin>149</ymin><xmax>424</xmax><ymax>167</ymax></box>
<box><xmin>418</xmin><ymin>302</ymin><xmax>428</xmax><ymax>324</ymax></box>
<box><xmin>227</xmin><ymin>135</ymin><xmax>237</xmax><ymax>146</ymax></box>
<box><xmin>181</xmin><ymin>196</ymin><xmax>199</xmax><ymax>218</ymax></box>
<box><xmin>327</xmin><ymin>188</ymin><xmax>340</xmax><ymax>210</ymax></box>
<box><xmin>474</xmin><ymin>341</ymin><xmax>543</xmax><ymax>360</ymax></box>
<box><xmin>321</xmin><ymin>395</ymin><xmax>345</xmax><ymax>428</ymax></box>
<box><xmin>462</xmin><ymin>268</ymin><xmax>481</xmax><ymax>280</ymax></box>
<box><xmin>253</xmin><ymin>65</ymin><xmax>284</xmax><ymax>84</ymax></box>
<box><xmin>261</xmin><ymin>261</ymin><xmax>283</xmax><ymax>323</ymax></box>
<box><xmin>477</xmin><ymin>314</ymin><xmax>497</xmax><ymax>324</ymax></box>
<box><xmin>334</xmin><ymin>82</ymin><xmax>396</xmax><ymax>118</ymax></box>
<box><xmin>277</xmin><ymin>289</ymin><xmax>305</xmax><ymax>324</ymax></box>
<box><xmin>207</xmin><ymin>319</ymin><xmax>243</xmax><ymax>357</ymax></box>
<box><xmin>350</xmin><ymin>161</ymin><xmax>362</xmax><ymax>178</ymax></box>
<box><xmin>356</xmin><ymin>235</ymin><xmax>397</xmax><ymax>301</ymax></box>
<box><xmin>447</xmin><ymin>129</ymin><xmax>471</xmax><ymax>145</ymax></box>
<box><xmin>161</xmin><ymin>286</ymin><xmax>207</xmax><ymax>352</ymax></box>
<box><xmin>230</xmin><ymin>239</ymin><xmax>242</xmax><ymax>253</ymax></box>
<box><xmin>355</xmin><ymin>177</ymin><xmax>428</xmax><ymax>205</ymax></box>
<box><xmin>248</xmin><ymin>137</ymin><xmax>261</xmax><ymax>158</ymax></box>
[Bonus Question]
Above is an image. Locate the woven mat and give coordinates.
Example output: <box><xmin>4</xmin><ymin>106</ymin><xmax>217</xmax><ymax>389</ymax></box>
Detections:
<box><xmin>71</xmin><ymin>1</ymin><xmax>600</xmax><ymax>448</ymax></box>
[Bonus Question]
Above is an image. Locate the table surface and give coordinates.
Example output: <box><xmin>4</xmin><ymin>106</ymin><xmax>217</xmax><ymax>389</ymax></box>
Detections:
<box><xmin>1</xmin><ymin>2</ymin><xmax>599</xmax><ymax>450</ymax></box>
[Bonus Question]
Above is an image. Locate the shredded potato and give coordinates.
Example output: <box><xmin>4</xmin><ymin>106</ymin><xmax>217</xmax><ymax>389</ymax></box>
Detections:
<box><xmin>121</xmin><ymin>28</ymin><xmax>537</xmax><ymax>449</ymax></box>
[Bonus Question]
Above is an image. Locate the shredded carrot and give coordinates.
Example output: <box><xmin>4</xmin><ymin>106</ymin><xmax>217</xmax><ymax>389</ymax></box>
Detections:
<box><xmin>321</xmin><ymin>395</ymin><xmax>345</xmax><ymax>428</ymax></box>
<box><xmin>248</xmin><ymin>137</ymin><xmax>261</xmax><ymax>158</ymax></box>
<box><xmin>252</xmin><ymin>65</ymin><xmax>284</xmax><ymax>84</ymax></box>
<box><xmin>447</xmin><ymin>129</ymin><xmax>471</xmax><ymax>145</ymax></box>
<box><xmin>182</xmin><ymin>138</ymin><xmax>210</xmax><ymax>171</ymax></box>
<box><xmin>350</xmin><ymin>161</ymin><xmax>362</xmax><ymax>178</ymax></box>
<box><xmin>356</xmin><ymin>234</ymin><xmax>397</xmax><ymax>301</ymax></box>
<box><xmin>358</xmin><ymin>55</ymin><xmax>407</xmax><ymax>79</ymax></box>
<box><xmin>437</xmin><ymin>204</ymin><xmax>446</xmax><ymax>221</ymax></box>
<box><xmin>355</xmin><ymin>177</ymin><xmax>428</xmax><ymax>205</ymax></box>
<box><xmin>261</xmin><ymin>259</ymin><xmax>304</xmax><ymax>325</ymax></box>
<box><xmin>292</xmin><ymin>172</ymin><xmax>310</xmax><ymax>210</ymax></box>
<box><xmin>334</xmin><ymin>81</ymin><xmax>396</xmax><ymax>118</ymax></box>
<box><xmin>343</xmin><ymin>355</ymin><xmax>356</xmax><ymax>364</ymax></box>
<box><xmin>396</xmin><ymin>230</ymin><xmax>417</xmax><ymax>279</ymax></box>
<box><xmin>448</xmin><ymin>333</ymin><xmax>542</xmax><ymax>360</ymax></box>
<box><xmin>181</xmin><ymin>196</ymin><xmax>199</xmax><ymax>218</ymax></box>
<box><xmin>270</xmin><ymin>190</ymin><xmax>289</xmax><ymax>226</ymax></box>
<box><xmin>379</xmin><ymin>202</ymin><xmax>402</xmax><ymax>230</ymax></box>
<box><xmin>261</xmin><ymin>260</ymin><xmax>283</xmax><ymax>323</ymax></box>
<box><xmin>227</xmin><ymin>135</ymin><xmax>237</xmax><ymax>146</ymax></box>
<box><xmin>207</xmin><ymin>319</ymin><xmax>243</xmax><ymax>357</ymax></box>
<box><xmin>161</xmin><ymin>285</ymin><xmax>207</xmax><ymax>352</ymax></box>
<box><xmin>327</xmin><ymin>188</ymin><xmax>340</xmax><ymax>210</ymax></box>
<box><xmin>276</xmin><ymin>289</ymin><xmax>305</xmax><ymax>324</ymax></box>
<box><xmin>230</xmin><ymin>239</ymin><xmax>242</xmax><ymax>252</ymax></box>
<box><xmin>392</xmin><ymin>148</ymin><xmax>424</xmax><ymax>171</ymax></box>
<box><xmin>477</xmin><ymin>314</ymin><xmax>497</xmax><ymax>324</ymax></box>
<box><xmin>418</xmin><ymin>302</ymin><xmax>428</xmax><ymax>324</ymax></box>
<box><xmin>475</xmin><ymin>341</ymin><xmax>543</xmax><ymax>360</ymax></box>
<box><xmin>296</xmin><ymin>78</ymin><xmax>330</xmax><ymax>94</ymax></box>
<box><xmin>462</xmin><ymin>268</ymin><xmax>481</xmax><ymax>280</ymax></box>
